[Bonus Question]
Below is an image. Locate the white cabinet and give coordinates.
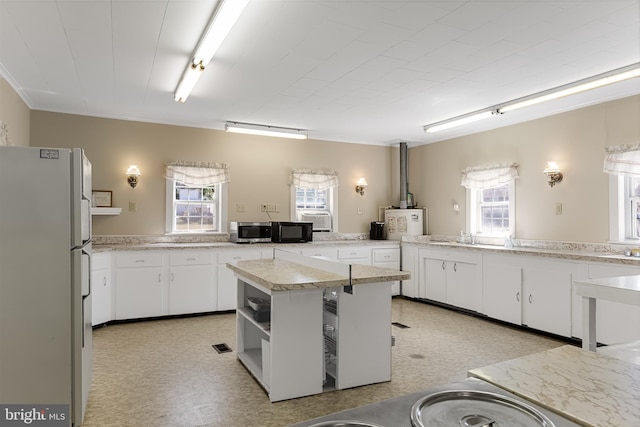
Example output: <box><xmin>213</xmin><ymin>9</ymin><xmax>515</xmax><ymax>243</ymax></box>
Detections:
<box><xmin>114</xmin><ymin>252</ymin><xmax>165</xmax><ymax>320</ymax></box>
<box><xmin>236</xmin><ymin>278</ymin><xmax>323</xmax><ymax>402</ymax></box>
<box><xmin>372</xmin><ymin>248</ymin><xmax>401</xmax><ymax>295</ymax></box>
<box><xmin>338</xmin><ymin>246</ymin><xmax>372</xmax><ymax>265</ymax></box>
<box><xmin>400</xmin><ymin>245</ymin><xmax>419</xmax><ymax>298</ymax></box>
<box><xmin>483</xmin><ymin>254</ymin><xmax>522</xmax><ymax>325</ymax></box>
<box><xmin>521</xmin><ymin>257</ymin><xmax>583</xmax><ymax>337</ymax></box>
<box><xmin>574</xmin><ymin>263</ymin><xmax>640</xmax><ymax>345</ymax></box>
<box><xmin>91</xmin><ymin>252</ymin><xmax>112</xmax><ymax>325</ymax></box>
<box><xmin>419</xmin><ymin>248</ymin><xmax>482</xmax><ymax>312</ymax></box>
<box><xmin>216</xmin><ymin>249</ymin><xmax>262</xmax><ymax>311</ymax></box>
<box><xmin>482</xmin><ymin>253</ymin><xmax>586</xmax><ymax>338</ymax></box>
<box><xmin>300</xmin><ymin>247</ymin><xmax>339</xmax><ymax>259</ymax></box>
<box><xmin>168</xmin><ymin>251</ymin><xmax>215</xmax><ymax>315</ymax></box>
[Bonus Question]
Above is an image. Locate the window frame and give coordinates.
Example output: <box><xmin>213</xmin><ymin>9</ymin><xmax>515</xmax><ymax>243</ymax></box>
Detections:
<box><xmin>466</xmin><ymin>181</ymin><xmax>515</xmax><ymax>237</ymax></box>
<box><xmin>165</xmin><ymin>179</ymin><xmax>228</xmax><ymax>234</ymax></box>
<box><xmin>290</xmin><ymin>186</ymin><xmax>338</xmax><ymax>232</ymax></box>
<box><xmin>609</xmin><ymin>174</ymin><xmax>640</xmax><ymax>242</ymax></box>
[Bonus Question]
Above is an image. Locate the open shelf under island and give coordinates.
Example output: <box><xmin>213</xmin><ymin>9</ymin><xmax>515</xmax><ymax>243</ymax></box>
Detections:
<box><xmin>227</xmin><ymin>249</ymin><xmax>410</xmax><ymax>402</ymax></box>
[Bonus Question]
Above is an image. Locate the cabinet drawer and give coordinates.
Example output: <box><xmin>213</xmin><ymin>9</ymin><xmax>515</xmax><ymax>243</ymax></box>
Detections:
<box><xmin>420</xmin><ymin>248</ymin><xmax>479</xmax><ymax>265</ymax></box>
<box><xmin>169</xmin><ymin>251</ymin><xmax>212</xmax><ymax>266</ymax></box>
<box><xmin>372</xmin><ymin>249</ymin><xmax>400</xmax><ymax>263</ymax></box>
<box><xmin>116</xmin><ymin>252</ymin><xmax>164</xmax><ymax>268</ymax></box>
<box><xmin>338</xmin><ymin>247</ymin><xmax>371</xmax><ymax>259</ymax></box>
<box><xmin>92</xmin><ymin>253</ymin><xmax>111</xmax><ymax>270</ymax></box>
<box><xmin>301</xmin><ymin>247</ymin><xmax>338</xmax><ymax>259</ymax></box>
<box><xmin>217</xmin><ymin>250</ymin><xmax>262</xmax><ymax>264</ymax></box>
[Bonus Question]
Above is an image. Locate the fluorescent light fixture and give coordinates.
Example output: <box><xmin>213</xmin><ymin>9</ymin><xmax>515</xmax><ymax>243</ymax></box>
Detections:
<box><xmin>499</xmin><ymin>63</ymin><xmax>640</xmax><ymax>113</ymax></box>
<box><xmin>225</xmin><ymin>121</ymin><xmax>308</xmax><ymax>139</ymax></box>
<box><xmin>174</xmin><ymin>62</ymin><xmax>205</xmax><ymax>103</ymax></box>
<box><xmin>423</xmin><ymin>62</ymin><xmax>640</xmax><ymax>134</ymax></box>
<box><xmin>424</xmin><ymin>110</ymin><xmax>496</xmax><ymax>133</ymax></box>
<box><xmin>174</xmin><ymin>0</ymin><xmax>249</xmax><ymax>103</ymax></box>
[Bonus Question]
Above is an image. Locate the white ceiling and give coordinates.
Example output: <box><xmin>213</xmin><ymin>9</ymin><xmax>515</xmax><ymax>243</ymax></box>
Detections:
<box><xmin>1</xmin><ymin>0</ymin><xmax>639</xmax><ymax>146</ymax></box>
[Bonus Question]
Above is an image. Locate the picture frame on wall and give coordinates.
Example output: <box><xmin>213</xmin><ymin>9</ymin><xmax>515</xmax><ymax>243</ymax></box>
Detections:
<box><xmin>92</xmin><ymin>190</ymin><xmax>112</xmax><ymax>207</ymax></box>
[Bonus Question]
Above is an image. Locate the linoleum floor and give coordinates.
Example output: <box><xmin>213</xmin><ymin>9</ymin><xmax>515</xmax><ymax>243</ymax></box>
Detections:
<box><xmin>82</xmin><ymin>298</ymin><xmax>566</xmax><ymax>427</ymax></box>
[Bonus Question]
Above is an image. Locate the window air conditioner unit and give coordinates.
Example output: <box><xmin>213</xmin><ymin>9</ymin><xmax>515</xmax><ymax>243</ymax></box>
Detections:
<box><xmin>299</xmin><ymin>211</ymin><xmax>332</xmax><ymax>231</ymax></box>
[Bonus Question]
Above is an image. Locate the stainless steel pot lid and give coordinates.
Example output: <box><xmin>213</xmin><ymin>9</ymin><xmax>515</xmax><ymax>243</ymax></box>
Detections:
<box><xmin>307</xmin><ymin>421</ymin><xmax>386</xmax><ymax>427</ymax></box>
<box><xmin>411</xmin><ymin>389</ymin><xmax>555</xmax><ymax>427</ymax></box>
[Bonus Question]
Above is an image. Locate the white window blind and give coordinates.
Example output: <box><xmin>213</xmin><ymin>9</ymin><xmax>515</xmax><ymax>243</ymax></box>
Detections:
<box><xmin>603</xmin><ymin>144</ymin><xmax>640</xmax><ymax>176</ymax></box>
<box><xmin>164</xmin><ymin>161</ymin><xmax>230</xmax><ymax>186</ymax></box>
<box><xmin>290</xmin><ymin>168</ymin><xmax>339</xmax><ymax>190</ymax></box>
<box><xmin>461</xmin><ymin>162</ymin><xmax>519</xmax><ymax>189</ymax></box>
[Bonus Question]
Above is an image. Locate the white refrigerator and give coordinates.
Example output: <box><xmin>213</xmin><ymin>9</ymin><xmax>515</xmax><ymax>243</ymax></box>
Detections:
<box><xmin>0</xmin><ymin>146</ymin><xmax>92</xmax><ymax>427</ymax></box>
<box><xmin>384</xmin><ymin>208</ymin><xmax>427</xmax><ymax>240</ymax></box>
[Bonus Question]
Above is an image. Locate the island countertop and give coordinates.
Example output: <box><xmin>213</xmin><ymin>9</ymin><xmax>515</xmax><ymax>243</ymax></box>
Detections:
<box><xmin>227</xmin><ymin>258</ymin><xmax>409</xmax><ymax>291</ymax></box>
<box><xmin>468</xmin><ymin>345</ymin><xmax>640</xmax><ymax>427</ymax></box>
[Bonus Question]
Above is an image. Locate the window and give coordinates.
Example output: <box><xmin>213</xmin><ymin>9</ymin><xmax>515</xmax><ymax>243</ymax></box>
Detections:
<box><xmin>469</xmin><ymin>183</ymin><xmax>514</xmax><ymax>236</ymax></box>
<box><xmin>461</xmin><ymin>162</ymin><xmax>518</xmax><ymax>237</ymax></box>
<box><xmin>624</xmin><ymin>175</ymin><xmax>640</xmax><ymax>240</ymax></box>
<box><xmin>170</xmin><ymin>182</ymin><xmax>219</xmax><ymax>233</ymax></box>
<box><xmin>289</xmin><ymin>169</ymin><xmax>338</xmax><ymax>231</ymax></box>
<box><xmin>603</xmin><ymin>144</ymin><xmax>640</xmax><ymax>242</ymax></box>
<box><xmin>164</xmin><ymin>161</ymin><xmax>229</xmax><ymax>234</ymax></box>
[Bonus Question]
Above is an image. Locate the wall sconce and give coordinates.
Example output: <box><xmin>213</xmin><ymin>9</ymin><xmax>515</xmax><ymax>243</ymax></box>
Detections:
<box><xmin>355</xmin><ymin>178</ymin><xmax>368</xmax><ymax>196</ymax></box>
<box><xmin>126</xmin><ymin>165</ymin><xmax>141</xmax><ymax>188</ymax></box>
<box><xmin>543</xmin><ymin>161</ymin><xmax>563</xmax><ymax>187</ymax></box>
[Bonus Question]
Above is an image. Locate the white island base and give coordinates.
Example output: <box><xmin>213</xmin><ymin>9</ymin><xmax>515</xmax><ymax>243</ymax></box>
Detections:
<box><xmin>228</xmin><ymin>249</ymin><xmax>408</xmax><ymax>402</ymax></box>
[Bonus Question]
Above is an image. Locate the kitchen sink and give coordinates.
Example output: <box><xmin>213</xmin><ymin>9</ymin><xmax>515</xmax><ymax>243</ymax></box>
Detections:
<box><xmin>287</xmin><ymin>378</ymin><xmax>580</xmax><ymax>427</ymax></box>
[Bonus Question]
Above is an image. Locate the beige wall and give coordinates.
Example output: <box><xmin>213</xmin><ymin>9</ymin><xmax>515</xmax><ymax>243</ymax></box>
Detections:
<box><xmin>30</xmin><ymin>111</ymin><xmax>396</xmax><ymax>236</ymax></box>
<box><xmin>410</xmin><ymin>95</ymin><xmax>640</xmax><ymax>243</ymax></box>
<box><xmin>0</xmin><ymin>77</ymin><xmax>30</xmax><ymax>147</ymax></box>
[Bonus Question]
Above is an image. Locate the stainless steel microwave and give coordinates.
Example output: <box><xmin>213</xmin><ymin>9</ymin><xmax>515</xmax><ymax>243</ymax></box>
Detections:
<box><xmin>271</xmin><ymin>221</ymin><xmax>313</xmax><ymax>243</ymax></box>
<box><xmin>229</xmin><ymin>222</ymin><xmax>272</xmax><ymax>243</ymax></box>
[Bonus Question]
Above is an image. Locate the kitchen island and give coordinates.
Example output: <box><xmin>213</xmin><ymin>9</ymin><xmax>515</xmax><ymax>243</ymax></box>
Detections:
<box><xmin>227</xmin><ymin>249</ymin><xmax>409</xmax><ymax>402</ymax></box>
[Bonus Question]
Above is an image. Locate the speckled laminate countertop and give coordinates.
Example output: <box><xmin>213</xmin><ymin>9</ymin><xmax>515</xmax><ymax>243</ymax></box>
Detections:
<box><xmin>468</xmin><ymin>345</ymin><xmax>640</xmax><ymax>427</ymax></box>
<box><xmin>226</xmin><ymin>258</ymin><xmax>409</xmax><ymax>291</ymax></box>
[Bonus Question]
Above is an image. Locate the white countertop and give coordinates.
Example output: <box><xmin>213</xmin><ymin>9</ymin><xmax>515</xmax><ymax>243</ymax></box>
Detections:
<box><xmin>469</xmin><ymin>345</ymin><xmax>640</xmax><ymax>427</ymax></box>
<box><xmin>226</xmin><ymin>258</ymin><xmax>409</xmax><ymax>291</ymax></box>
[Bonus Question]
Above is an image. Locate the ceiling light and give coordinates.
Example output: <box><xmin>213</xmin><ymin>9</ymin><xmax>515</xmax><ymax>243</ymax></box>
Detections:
<box><xmin>225</xmin><ymin>122</ymin><xmax>308</xmax><ymax>139</ymax></box>
<box><xmin>424</xmin><ymin>110</ymin><xmax>497</xmax><ymax>133</ymax></box>
<box><xmin>499</xmin><ymin>63</ymin><xmax>640</xmax><ymax>113</ymax></box>
<box><xmin>423</xmin><ymin>62</ymin><xmax>640</xmax><ymax>134</ymax></box>
<box><xmin>174</xmin><ymin>0</ymin><xmax>249</xmax><ymax>103</ymax></box>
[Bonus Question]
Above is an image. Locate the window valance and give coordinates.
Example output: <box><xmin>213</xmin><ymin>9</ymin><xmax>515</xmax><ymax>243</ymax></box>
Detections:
<box><xmin>603</xmin><ymin>144</ymin><xmax>640</xmax><ymax>176</ymax></box>
<box><xmin>290</xmin><ymin>168</ymin><xmax>339</xmax><ymax>190</ymax></box>
<box><xmin>461</xmin><ymin>162</ymin><xmax>519</xmax><ymax>189</ymax></box>
<box><xmin>164</xmin><ymin>161</ymin><xmax>230</xmax><ymax>186</ymax></box>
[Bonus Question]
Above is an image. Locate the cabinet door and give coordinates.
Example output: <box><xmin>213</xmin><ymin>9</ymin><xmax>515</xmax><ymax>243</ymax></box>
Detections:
<box><xmin>91</xmin><ymin>267</ymin><xmax>111</xmax><ymax>325</ymax></box>
<box><xmin>483</xmin><ymin>258</ymin><xmax>522</xmax><ymax>325</ymax></box>
<box><xmin>400</xmin><ymin>246</ymin><xmax>419</xmax><ymax>298</ymax></box>
<box><xmin>522</xmin><ymin>259</ymin><xmax>572</xmax><ymax>337</ymax></box>
<box><xmin>115</xmin><ymin>267</ymin><xmax>164</xmax><ymax>319</ymax></box>
<box><xmin>423</xmin><ymin>258</ymin><xmax>446</xmax><ymax>302</ymax></box>
<box><xmin>169</xmin><ymin>265</ymin><xmax>215</xmax><ymax>315</ymax></box>
<box><xmin>584</xmin><ymin>263</ymin><xmax>640</xmax><ymax>344</ymax></box>
<box><xmin>446</xmin><ymin>261</ymin><xmax>478</xmax><ymax>311</ymax></box>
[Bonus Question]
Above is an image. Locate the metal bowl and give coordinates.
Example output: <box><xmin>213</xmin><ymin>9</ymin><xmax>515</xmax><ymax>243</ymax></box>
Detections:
<box><xmin>307</xmin><ymin>422</ymin><xmax>386</xmax><ymax>427</ymax></box>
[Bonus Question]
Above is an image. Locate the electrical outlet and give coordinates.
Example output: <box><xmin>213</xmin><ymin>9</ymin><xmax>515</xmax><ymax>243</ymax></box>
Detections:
<box><xmin>555</xmin><ymin>203</ymin><xmax>562</xmax><ymax>215</ymax></box>
<box><xmin>267</xmin><ymin>203</ymin><xmax>279</xmax><ymax>212</ymax></box>
<box><xmin>236</xmin><ymin>203</ymin><xmax>245</xmax><ymax>212</ymax></box>
<box><xmin>260</xmin><ymin>203</ymin><xmax>267</xmax><ymax>212</ymax></box>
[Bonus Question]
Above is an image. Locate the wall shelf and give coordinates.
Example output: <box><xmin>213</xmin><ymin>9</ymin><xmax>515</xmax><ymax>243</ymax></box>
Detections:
<box><xmin>91</xmin><ymin>207</ymin><xmax>122</xmax><ymax>216</ymax></box>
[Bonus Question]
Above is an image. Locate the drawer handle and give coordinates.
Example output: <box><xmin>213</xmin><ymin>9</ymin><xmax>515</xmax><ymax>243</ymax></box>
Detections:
<box><xmin>103</xmin><ymin>277</ymin><xmax>107</xmax><ymax>286</ymax></box>
<box><xmin>516</xmin><ymin>291</ymin><xmax>520</xmax><ymax>302</ymax></box>
<box><xmin>158</xmin><ymin>273</ymin><xmax>162</xmax><ymax>283</ymax></box>
<box><xmin>187</xmin><ymin>257</ymin><xmax>196</xmax><ymax>261</ymax></box>
<box><xmin>233</xmin><ymin>256</ymin><xmax>241</xmax><ymax>260</ymax></box>
<box><xmin>441</xmin><ymin>261</ymin><xmax>445</xmax><ymax>270</ymax></box>
<box><xmin>453</xmin><ymin>262</ymin><xmax>457</xmax><ymax>272</ymax></box>
<box><xmin>528</xmin><ymin>294</ymin><xmax>533</xmax><ymax>304</ymax></box>
<box><xmin>135</xmin><ymin>259</ymin><xmax>145</xmax><ymax>263</ymax></box>
<box><xmin>170</xmin><ymin>273</ymin><xmax>174</xmax><ymax>282</ymax></box>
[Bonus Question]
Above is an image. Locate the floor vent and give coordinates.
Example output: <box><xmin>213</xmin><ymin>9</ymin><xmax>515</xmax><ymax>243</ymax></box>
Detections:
<box><xmin>392</xmin><ymin>322</ymin><xmax>410</xmax><ymax>329</ymax></box>
<box><xmin>212</xmin><ymin>343</ymin><xmax>233</xmax><ymax>354</ymax></box>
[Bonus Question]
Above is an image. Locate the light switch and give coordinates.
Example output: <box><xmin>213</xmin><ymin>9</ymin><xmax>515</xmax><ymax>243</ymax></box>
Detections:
<box><xmin>129</xmin><ymin>201</ymin><xmax>137</xmax><ymax>212</ymax></box>
<box><xmin>555</xmin><ymin>203</ymin><xmax>562</xmax><ymax>215</ymax></box>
